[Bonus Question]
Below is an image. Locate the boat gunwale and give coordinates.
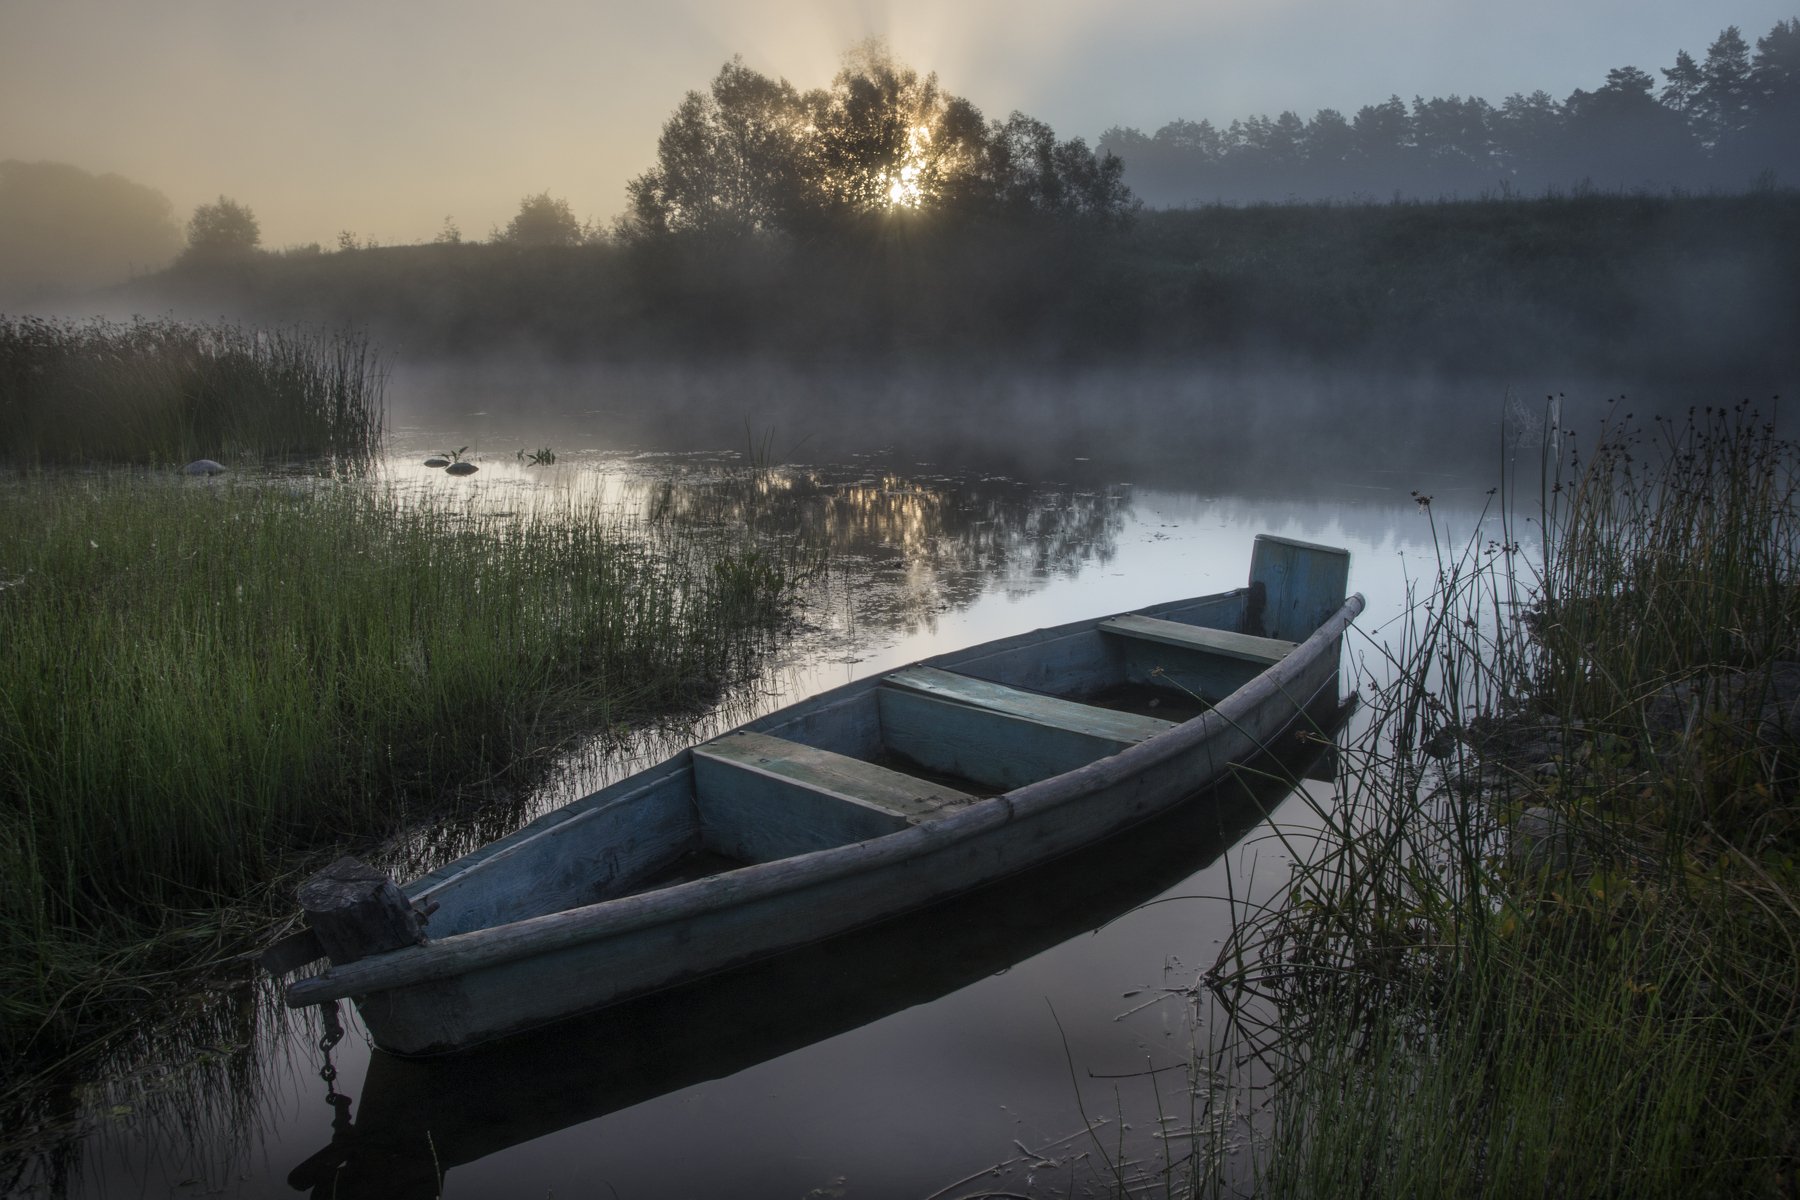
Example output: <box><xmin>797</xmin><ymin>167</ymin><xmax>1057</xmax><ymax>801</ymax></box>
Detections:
<box><xmin>285</xmin><ymin>590</ymin><xmax>1364</xmax><ymax>1008</ymax></box>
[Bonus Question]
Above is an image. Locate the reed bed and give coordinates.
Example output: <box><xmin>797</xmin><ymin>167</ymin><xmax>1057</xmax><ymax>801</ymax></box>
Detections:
<box><xmin>0</xmin><ymin>472</ymin><xmax>799</xmax><ymax>1063</ymax></box>
<box><xmin>1210</xmin><ymin>402</ymin><xmax>1800</xmax><ymax>1196</ymax></box>
<box><xmin>0</xmin><ymin>316</ymin><xmax>383</xmax><ymax>467</ymax></box>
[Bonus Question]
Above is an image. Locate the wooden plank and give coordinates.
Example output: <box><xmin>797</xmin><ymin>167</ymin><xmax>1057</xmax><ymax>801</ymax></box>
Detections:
<box><xmin>878</xmin><ymin>667</ymin><xmax>1175</xmax><ymax>792</ymax></box>
<box><xmin>1249</xmin><ymin>534</ymin><xmax>1351</xmax><ymax>641</ymax></box>
<box><xmin>693</xmin><ymin>732</ymin><xmax>974</xmax><ymax>863</ymax></box>
<box><xmin>883</xmin><ymin>666</ymin><xmax>1175</xmax><ymax>744</ymax></box>
<box><xmin>1100</xmin><ymin>613</ymin><xmax>1296</xmax><ymax>665</ymax></box>
<box><xmin>411</xmin><ymin>767</ymin><xmax>699</xmax><ymax>938</ymax></box>
<box><xmin>698</xmin><ymin>731</ymin><xmax>973</xmax><ymax>820</ymax></box>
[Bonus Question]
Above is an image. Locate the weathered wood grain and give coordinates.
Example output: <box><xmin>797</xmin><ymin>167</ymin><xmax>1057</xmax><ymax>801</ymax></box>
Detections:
<box><xmin>692</xmin><ymin>731</ymin><xmax>971</xmax><ymax>861</ymax></box>
<box><xmin>1100</xmin><ymin>613</ymin><xmax>1295</xmax><ymax>664</ymax></box>
<box><xmin>877</xmin><ymin>666</ymin><xmax>1174</xmax><ymax>792</ymax></box>
<box><xmin>1249</xmin><ymin>534</ymin><xmax>1353</xmax><ymax>642</ymax></box>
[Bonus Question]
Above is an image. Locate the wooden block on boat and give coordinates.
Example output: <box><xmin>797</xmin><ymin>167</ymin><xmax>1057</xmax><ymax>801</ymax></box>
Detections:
<box><xmin>297</xmin><ymin>857</ymin><xmax>429</xmax><ymax>966</ymax></box>
<box><xmin>878</xmin><ymin>666</ymin><xmax>1176</xmax><ymax>792</ymax></box>
<box><xmin>1099</xmin><ymin>614</ymin><xmax>1296</xmax><ymax>665</ymax></box>
<box><xmin>693</xmin><ymin>731</ymin><xmax>975</xmax><ymax>863</ymax></box>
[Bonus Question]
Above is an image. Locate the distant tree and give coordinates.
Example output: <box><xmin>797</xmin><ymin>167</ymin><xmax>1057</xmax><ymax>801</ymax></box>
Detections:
<box><xmin>1696</xmin><ymin>26</ymin><xmax>1754</xmax><ymax>147</ymax></box>
<box><xmin>1350</xmin><ymin>96</ymin><xmax>1413</xmax><ymax>191</ymax></box>
<box><xmin>1740</xmin><ymin>19</ymin><xmax>1800</xmax><ymax>180</ymax></box>
<box><xmin>1493</xmin><ymin>90</ymin><xmax>1565</xmax><ymax>183</ymax></box>
<box><xmin>1303</xmin><ymin>109</ymin><xmax>1355</xmax><ymax>172</ymax></box>
<box><xmin>1661</xmin><ymin>49</ymin><xmax>1705</xmax><ymax>115</ymax></box>
<box><xmin>498</xmin><ymin>192</ymin><xmax>583</xmax><ymax>247</ymax></box>
<box><xmin>983</xmin><ymin>112</ymin><xmax>1133</xmax><ymax>224</ymax></box>
<box><xmin>1411</xmin><ymin>94</ymin><xmax>1495</xmax><ymax>192</ymax></box>
<box><xmin>0</xmin><ymin>160</ymin><xmax>181</xmax><ymax>298</ymax></box>
<box><xmin>184</xmin><ymin>196</ymin><xmax>261</xmax><ymax>261</ymax></box>
<box><xmin>1752</xmin><ymin>17</ymin><xmax>1800</xmax><ymax>107</ymax></box>
<box><xmin>625</xmin><ymin>58</ymin><xmax>813</xmax><ymax>239</ymax></box>
<box><xmin>1562</xmin><ymin>66</ymin><xmax>1698</xmax><ymax>187</ymax></box>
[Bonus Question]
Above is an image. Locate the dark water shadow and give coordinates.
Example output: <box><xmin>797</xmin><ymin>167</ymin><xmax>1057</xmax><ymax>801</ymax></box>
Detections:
<box><xmin>285</xmin><ymin>715</ymin><xmax>1345</xmax><ymax>1200</ymax></box>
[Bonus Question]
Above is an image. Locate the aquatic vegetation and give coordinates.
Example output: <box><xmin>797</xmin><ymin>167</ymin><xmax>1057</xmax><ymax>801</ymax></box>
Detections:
<box><xmin>0</xmin><ymin>473</ymin><xmax>802</xmax><ymax>1070</ymax></box>
<box><xmin>0</xmin><ymin>316</ymin><xmax>384</xmax><ymax>467</ymax></box>
<box><xmin>1210</xmin><ymin>403</ymin><xmax>1800</xmax><ymax>1196</ymax></box>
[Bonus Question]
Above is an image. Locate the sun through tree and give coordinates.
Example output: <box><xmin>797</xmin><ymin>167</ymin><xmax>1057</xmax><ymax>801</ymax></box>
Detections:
<box><xmin>624</xmin><ymin>40</ymin><xmax>1133</xmax><ymax>240</ymax></box>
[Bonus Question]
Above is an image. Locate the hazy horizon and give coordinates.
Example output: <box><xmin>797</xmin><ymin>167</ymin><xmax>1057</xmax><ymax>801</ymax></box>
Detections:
<box><xmin>5</xmin><ymin>0</ymin><xmax>1794</xmax><ymax>249</ymax></box>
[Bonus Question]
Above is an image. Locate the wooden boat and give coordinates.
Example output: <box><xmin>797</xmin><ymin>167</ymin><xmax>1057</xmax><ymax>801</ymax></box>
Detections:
<box><xmin>288</xmin><ymin>726</ymin><xmax>1346</xmax><ymax>1200</ymax></box>
<box><xmin>279</xmin><ymin>533</ymin><xmax>1362</xmax><ymax>1055</ymax></box>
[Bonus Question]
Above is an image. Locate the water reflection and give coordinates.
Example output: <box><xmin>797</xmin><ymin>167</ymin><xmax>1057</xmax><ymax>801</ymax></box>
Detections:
<box><xmin>636</xmin><ymin>461</ymin><xmax>1130</xmax><ymax>637</ymax></box>
<box><xmin>285</xmin><ymin>727</ymin><xmax>1341</xmax><ymax>1200</ymax></box>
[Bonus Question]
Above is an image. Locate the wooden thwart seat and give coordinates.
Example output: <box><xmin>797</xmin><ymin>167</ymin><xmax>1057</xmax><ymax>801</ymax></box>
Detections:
<box><xmin>1100</xmin><ymin>613</ymin><xmax>1296</xmax><ymax>665</ymax></box>
<box><xmin>883</xmin><ymin>665</ymin><xmax>1177</xmax><ymax>743</ymax></box>
<box><xmin>695</xmin><ymin>730</ymin><xmax>973</xmax><ymax>820</ymax></box>
<box><xmin>692</xmin><ymin>729</ymin><xmax>974</xmax><ymax>863</ymax></box>
<box><xmin>877</xmin><ymin>665</ymin><xmax>1177</xmax><ymax>792</ymax></box>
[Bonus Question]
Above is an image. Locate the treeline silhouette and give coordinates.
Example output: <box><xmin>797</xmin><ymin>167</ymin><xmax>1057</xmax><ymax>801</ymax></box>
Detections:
<box><xmin>1102</xmin><ymin>20</ymin><xmax>1800</xmax><ymax>204</ymax></box>
<box><xmin>126</xmin><ymin>189</ymin><xmax>1800</xmax><ymax>384</ymax></box>
<box><xmin>83</xmin><ymin>33</ymin><xmax>1800</xmax><ymax>388</ymax></box>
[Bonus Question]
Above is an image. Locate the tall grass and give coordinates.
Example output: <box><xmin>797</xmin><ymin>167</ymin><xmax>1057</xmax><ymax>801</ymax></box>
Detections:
<box><xmin>0</xmin><ymin>316</ymin><xmax>383</xmax><ymax>466</ymax></box>
<box><xmin>1212</xmin><ymin>403</ymin><xmax>1800</xmax><ymax>1195</ymax></box>
<box><xmin>0</xmin><ymin>472</ymin><xmax>798</xmax><ymax>1060</ymax></box>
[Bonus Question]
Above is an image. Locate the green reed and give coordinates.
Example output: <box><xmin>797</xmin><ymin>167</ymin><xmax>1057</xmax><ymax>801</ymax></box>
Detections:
<box><xmin>0</xmin><ymin>316</ymin><xmax>383</xmax><ymax>466</ymax></box>
<box><xmin>1208</xmin><ymin>402</ymin><xmax>1800</xmax><ymax>1197</ymax></box>
<box><xmin>0</xmin><ymin>472</ymin><xmax>799</xmax><ymax>1059</ymax></box>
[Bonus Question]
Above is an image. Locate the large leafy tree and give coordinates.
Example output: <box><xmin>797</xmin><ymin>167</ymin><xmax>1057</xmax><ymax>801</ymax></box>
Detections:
<box><xmin>625</xmin><ymin>58</ymin><xmax>812</xmax><ymax>239</ymax></box>
<box><xmin>624</xmin><ymin>43</ymin><xmax>1134</xmax><ymax>241</ymax></box>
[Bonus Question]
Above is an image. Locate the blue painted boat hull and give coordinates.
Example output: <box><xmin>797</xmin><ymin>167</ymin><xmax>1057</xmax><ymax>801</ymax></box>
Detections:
<box><xmin>284</xmin><ymin>534</ymin><xmax>1362</xmax><ymax>1054</ymax></box>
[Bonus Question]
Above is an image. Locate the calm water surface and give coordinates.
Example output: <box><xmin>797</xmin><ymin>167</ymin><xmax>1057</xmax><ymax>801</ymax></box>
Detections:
<box><xmin>49</xmin><ymin>395</ymin><xmax>1513</xmax><ymax>1200</ymax></box>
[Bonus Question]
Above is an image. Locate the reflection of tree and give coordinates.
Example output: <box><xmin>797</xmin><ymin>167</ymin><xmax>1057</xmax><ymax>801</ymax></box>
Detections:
<box><xmin>632</xmin><ymin>463</ymin><xmax>1129</xmax><ymax>638</ymax></box>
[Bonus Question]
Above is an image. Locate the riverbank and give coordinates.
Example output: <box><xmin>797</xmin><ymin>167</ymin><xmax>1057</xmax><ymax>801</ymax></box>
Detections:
<box><xmin>1215</xmin><ymin>402</ymin><xmax>1800</xmax><ymax>1195</ymax></box>
<box><xmin>0</xmin><ymin>322</ymin><xmax>809</xmax><ymax>1167</ymax></box>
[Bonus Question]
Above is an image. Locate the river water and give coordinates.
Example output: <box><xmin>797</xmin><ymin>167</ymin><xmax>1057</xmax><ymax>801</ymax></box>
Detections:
<box><xmin>25</xmin><ymin>370</ymin><xmax>1527</xmax><ymax>1200</ymax></box>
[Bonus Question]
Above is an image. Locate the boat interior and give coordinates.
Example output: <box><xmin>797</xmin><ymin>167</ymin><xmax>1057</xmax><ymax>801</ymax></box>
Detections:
<box><xmin>410</xmin><ymin>588</ymin><xmax>1318</xmax><ymax>940</ymax></box>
